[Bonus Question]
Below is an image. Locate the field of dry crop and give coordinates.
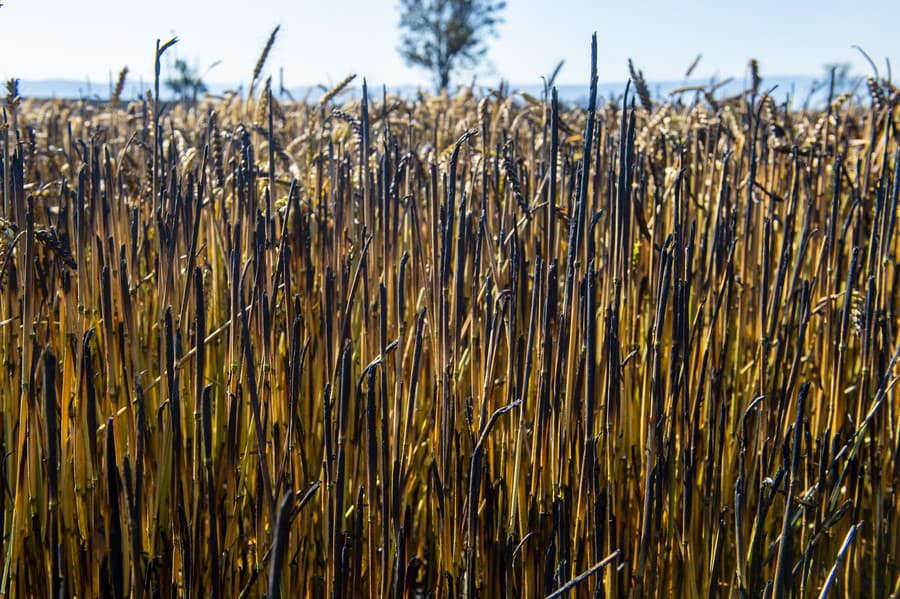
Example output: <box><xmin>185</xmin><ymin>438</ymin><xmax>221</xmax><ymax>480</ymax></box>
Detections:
<box><xmin>1</xmin><ymin>37</ymin><xmax>900</xmax><ymax>597</ymax></box>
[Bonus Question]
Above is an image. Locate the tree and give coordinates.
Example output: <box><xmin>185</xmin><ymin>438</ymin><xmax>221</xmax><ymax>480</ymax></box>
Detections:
<box><xmin>165</xmin><ymin>59</ymin><xmax>208</xmax><ymax>107</ymax></box>
<box><xmin>398</xmin><ymin>0</ymin><xmax>505</xmax><ymax>92</ymax></box>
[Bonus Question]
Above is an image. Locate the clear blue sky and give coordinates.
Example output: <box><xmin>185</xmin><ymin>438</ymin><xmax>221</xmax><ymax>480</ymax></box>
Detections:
<box><xmin>0</xmin><ymin>0</ymin><xmax>896</xmax><ymax>89</ymax></box>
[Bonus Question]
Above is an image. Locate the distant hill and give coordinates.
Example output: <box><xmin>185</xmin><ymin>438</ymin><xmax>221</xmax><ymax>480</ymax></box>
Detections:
<box><xmin>17</xmin><ymin>74</ymin><xmax>856</xmax><ymax>109</ymax></box>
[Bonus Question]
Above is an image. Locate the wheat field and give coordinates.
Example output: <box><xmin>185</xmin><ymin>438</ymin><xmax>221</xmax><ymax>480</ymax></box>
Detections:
<box><xmin>1</xmin><ymin>37</ymin><xmax>900</xmax><ymax>597</ymax></box>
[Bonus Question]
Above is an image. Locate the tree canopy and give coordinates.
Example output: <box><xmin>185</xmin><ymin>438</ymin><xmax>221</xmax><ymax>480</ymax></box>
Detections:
<box><xmin>398</xmin><ymin>0</ymin><xmax>505</xmax><ymax>91</ymax></box>
<box><xmin>165</xmin><ymin>59</ymin><xmax>208</xmax><ymax>106</ymax></box>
